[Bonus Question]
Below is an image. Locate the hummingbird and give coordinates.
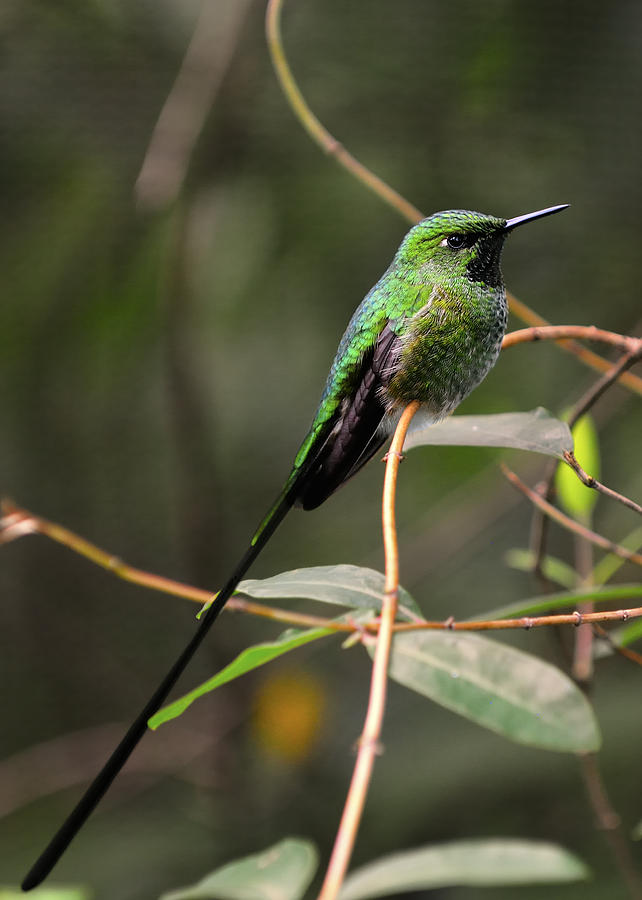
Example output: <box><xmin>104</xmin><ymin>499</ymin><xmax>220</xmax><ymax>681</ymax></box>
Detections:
<box><xmin>22</xmin><ymin>203</ymin><xmax>567</xmax><ymax>890</ymax></box>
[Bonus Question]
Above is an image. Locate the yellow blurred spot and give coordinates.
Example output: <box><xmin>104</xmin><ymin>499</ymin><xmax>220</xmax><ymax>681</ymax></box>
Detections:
<box><xmin>251</xmin><ymin>669</ymin><xmax>325</xmax><ymax>763</ymax></box>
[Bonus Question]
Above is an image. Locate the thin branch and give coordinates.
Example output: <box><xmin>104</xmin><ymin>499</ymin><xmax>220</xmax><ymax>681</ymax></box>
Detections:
<box><xmin>316</xmin><ymin>402</ymin><xmax>420</xmax><ymax>900</ymax></box>
<box><xmin>265</xmin><ymin>0</ymin><xmax>424</xmax><ymax>225</ymax></box>
<box><xmin>563</xmin><ymin>450</ymin><xmax>642</xmax><ymax>516</ymax></box>
<box><xmin>0</xmin><ymin>499</ymin><xmax>214</xmax><ymax>606</ymax></box>
<box><xmin>578</xmin><ymin>754</ymin><xmax>642</xmax><ymax>899</ymax></box>
<box><xmin>571</xmin><ymin>529</ymin><xmax>595</xmax><ymax>685</ymax></box>
<box><xmin>506</xmin><ymin>295</ymin><xmax>642</xmax><ymax>397</ymax></box>
<box><xmin>566</xmin><ymin>346</ymin><xmax>642</xmax><ymax>427</ymax></box>
<box><xmin>530</xmin><ymin>347</ymin><xmax>642</xmax><ymax>578</ymax></box>
<box><xmin>393</xmin><ymin>605</ymin><xmax>642</xmax><ymax>635</ymax></box>
<box><xmin>593</xmin><ymin>624</ymin><xmax>642</xmax><ymax>667</ymax></box>
<box><xmin>502</xmin><ymin>325</ymin><xmax>641</xmax><ymax>354</ymax></box>
<box><xmin>3</xmin><ymin>499</ymin><xmax>642</xmax><ymax>640</ymax></box>
<box><xmin>501</xmin><ymin>466</ymin><xmax>642</xmax><ymax>569</ymax></box>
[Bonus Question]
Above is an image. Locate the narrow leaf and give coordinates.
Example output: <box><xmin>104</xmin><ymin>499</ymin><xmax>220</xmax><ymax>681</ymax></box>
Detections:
<box><xmin>236</xmin><ymin>564</ymin><xmax>422</xmax><ymax>621</ymax></box>
<box><xmin>482</xmin><ymin>583</ymin><xmax>642</xmax><ymax>621</ymax></box>
<box><xmin>150</xmin><ymin>626</ymin><xmax>333</xmax><ymax>729</ymax></box>
<box><xmin>376</xmin><ymin>631</ymin><xmax>600</xmax><ymax>751</ymax></box>
<box><xmin>161</xmin><ymin>838</ymin><xmax>318</xmax><ymax>900</ymax></box>
<box><xmin>405</xmin><ymin>407</ymin><xmax>572</xmax><ymax>458</ymax></box>
<box><xmin>339</xmin><ymin>839</ymin><xmax>589</xmax><ymax>899</ymax></box>
<box><xmin>504</xmin><ymin>548</ymin><xmax>577</xmax><ymax>589</ymax></box>
<box><xmin>591</xmin><ymin>525</ymin><xmax>642</xmax><ymax>585</ymax></box>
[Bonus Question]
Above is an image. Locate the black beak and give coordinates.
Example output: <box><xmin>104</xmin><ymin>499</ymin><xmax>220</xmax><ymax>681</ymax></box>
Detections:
<box><xmin>504</xmin><ymin>204</ymin><xmax>569</xmax><ymax>232</ymax></box>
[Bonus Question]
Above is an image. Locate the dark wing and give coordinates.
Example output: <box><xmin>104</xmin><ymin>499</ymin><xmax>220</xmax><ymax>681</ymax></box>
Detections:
<box><xmin>296</xmin><ymin>323</ymin><xmax>402</xmax><ymax>510</ymax></box>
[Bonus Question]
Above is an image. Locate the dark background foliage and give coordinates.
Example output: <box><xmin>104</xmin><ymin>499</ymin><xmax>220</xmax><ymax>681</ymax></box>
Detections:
<box><xmin>1</xmin><ymin>1</ymin><xmax>641</xmax><ymax>897</ymax></box>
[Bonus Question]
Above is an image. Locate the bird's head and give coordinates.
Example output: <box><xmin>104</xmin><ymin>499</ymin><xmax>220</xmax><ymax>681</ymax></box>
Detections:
<box><xmin>395</xmin><ymin>205</ymin><xmax>568</xmax><ymax>289</ymax></box>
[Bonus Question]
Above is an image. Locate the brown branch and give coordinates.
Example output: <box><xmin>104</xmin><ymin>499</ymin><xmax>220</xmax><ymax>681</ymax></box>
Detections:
<box><xmin>563</xmin><ymin>450</ymin><xmax>642</xmax><ymax>516</ymax></box>
<box><xmin>316</xmin><ymin>402</ymin><xmax>420</xmax><ymax>900</ymax></box>
<box><xmin>0</xmin><ymin>499</ymin><xmax>214</xmax><ymax>606</ymax></box>
<box><xmin>507</xmin><ymin>295</ymin><xmax>642</xmax><ymax>397</ymax></box>
<box><xmin>393</xmin><ymin>605</ymin><xmax>642</xmax><ymax>633</ymax></box>
<box><xmin>502</xmin><ymin>325</ymin><xmax>641</xmax><ymax>354</ymax></box>
<box><xmin>593</xmin><ymin>624</ymin><xmax>642</xmax><ymax>668</ymax></box>
<box><xmin>530</xmin><ymin>347</ymin><xmax>642</xmax><ymax>579</ymax></box>
<box><xmin>501</xmin><ymin>467</ymin><xmax>642</xmax><ymax>569</ymax></box>
<box><xmin>566</xmin><ymin>346</ymin><xmax>642</xmax><ymax>428</ymax></box>
<box><xmin>265</xmin><ymin>0</ymin><xmax>423</xmax><ymax>225</ymax></box>
<box><xmin>578</xmin><ymin>754</ymin><xmax>642</xmax><ymax>899</ymax></box>
<box><xmin>4</xmin><ymin>499</ymin><xmax>642</xmax><ymax>640</ymax></box>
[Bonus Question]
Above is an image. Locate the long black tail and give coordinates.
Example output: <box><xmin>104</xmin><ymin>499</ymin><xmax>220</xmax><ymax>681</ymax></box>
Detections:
<box><xmin>22</xmin><ymin>486</ymin><xmax>297</xmax><ymax>892</ymax></box>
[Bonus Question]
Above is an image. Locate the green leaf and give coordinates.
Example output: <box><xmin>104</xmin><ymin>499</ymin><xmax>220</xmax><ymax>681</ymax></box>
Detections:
<box><xmin>405</xmin><ymin>407</ymin><xmax>573</xmax><ymax>458</ymax></box>
<box><xmin>504</xmin><ymin>548</ymin><xmax>577</xmax><ymax>589</ymax></box>
<box><xmin>592</xmin><ymin>525</ymin><xmax>642</xmax><ymax>585</ymax></box>
<box><xmin>482</xmin><ymin>583</ymin><xmax>642</xmax><ymax>621</ymax></box>
<box><xmin>149</xmin><ymin>626</ymin><xmax>333</xmax><ymax>729</ymax></box>
<box><xmin>633</xmin><ymin>820</ymin><xmax>642</xmax><ymax>841</ymax></box>
<box><xmin>338</xmin><ymin>839</ymin><xmax>589</xmax><ymax>899</ymax></box>
<box><xmin>375</xmin><ymin>631</ymin><xmax>600</xmax><ymax>751</ymax></box>
<box><xmin>614</xmin><ymin>617</ymin><xmax>642</xmax><ymax>648</ymax></box>
<box><xmin>555</xmin><ymin>414</ymin><xmax>600</xmax><ymax>519</ymax></box>
<box><xmin>160</xmin><ymin>838</ymin><xmax>318</xmax><ymax>900</ymax></box>
<box><xmin>236</xmin><ymin>564</ymin><xmax>423</xmax><ymax>622</ymax></box>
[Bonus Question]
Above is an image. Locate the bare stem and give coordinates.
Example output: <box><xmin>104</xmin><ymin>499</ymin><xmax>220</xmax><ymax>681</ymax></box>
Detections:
<box><xmin>265</xmin><ymin>0</ymin><xmax>423</xmax><ymax>225</ymax></box>
<box><xmin>502</xmin><ymin>325</ymin><xmax>641</xmax><ymax>354</ymax></box>
<box><xmin>506</xmin><ymin>296</ymin><xmax>642</xmax><ymax>397</ymax></box>
<box><xmin>501</xmin><ymin>467</ymin><xmax>642</xmax><ymax>569</ymax></box>
<box><xmin>530</xmin><ymin>346</ymin><xmax>642</xmax><ymax>579</ymax></box>
<box><xmin>316</xmin><ymin>402</ymin><xmax>420</xmax><ymax>900</ymax></box>
<box><xmin>3</xmin><ymin>499</ymin><xmax>642</xmax><ymax>643</ymax></box>
<box><xmin>566</xmin><ymin>346</ymin><xmax>642</xmax><ymax>428</ymax></box>
<box><xmin>578</xmin><ymin>754</ymin><xmax>642</xmax><ymax>899</ymax></box>
<box><xmin>563</xmin><ymin>451</ymin><xmax>642</xmax><ymax>516</ymax></box>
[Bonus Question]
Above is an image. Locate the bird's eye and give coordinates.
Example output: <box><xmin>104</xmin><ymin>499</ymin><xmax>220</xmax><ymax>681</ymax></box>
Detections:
<box><xmin>446</xmin><ymin>233</ymin><xmax>471</xmax><ymax>250</ymax></box>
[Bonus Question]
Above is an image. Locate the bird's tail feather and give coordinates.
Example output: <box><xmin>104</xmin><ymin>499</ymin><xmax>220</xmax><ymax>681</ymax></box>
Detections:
<box><xmin>22</xmin><ymin>485</ymin><xmax>298</xmax><ymax>892</ymax></box>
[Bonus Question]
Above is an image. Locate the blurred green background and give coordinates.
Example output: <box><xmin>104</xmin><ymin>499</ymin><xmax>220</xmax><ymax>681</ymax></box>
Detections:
<box><xmin>1</xmin><ymin>1</ymin><xmax>641</xmax><ymax>897</ymax></box>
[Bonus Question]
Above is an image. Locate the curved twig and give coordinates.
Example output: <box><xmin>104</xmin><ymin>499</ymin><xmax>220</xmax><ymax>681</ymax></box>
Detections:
<box><xmin>4</xmin><ymin>499</ymin><xmax>641</xmax><ymax>637</ymax></box>
<box><xmin>316</xmin><ymin>402</ymin><xmax>420</xmax><ymax>900</ymax></box>
<box><xmin>501</xmin><ymin>466</ymin><xmax>642</xmax><ymax>568</ymax></box>
<box><xmin>502</xmin><ymin>325</ymin><xmax>641</xmax><ymax>354</ymax></box>
<box><xmin>265</xmin><ymin>0</ymin><xmax>423</xmax><ymax>224</ymax></box>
